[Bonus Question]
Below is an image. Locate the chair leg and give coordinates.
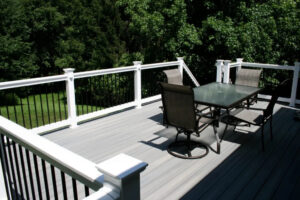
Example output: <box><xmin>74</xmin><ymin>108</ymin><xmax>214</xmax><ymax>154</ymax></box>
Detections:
<box><xmin>213</xmin><ymin>125</ymin><xmax>220</xmax><ymax>154</ymax></box>
<box><xmin>270</xmin><ymin>116</ymin><xmax>273</xmax><ymax>141</ymax></box>
<box><xmin>221</xmin><ymin>123</ymin><xmax>228</xmax><ymax>142</ymax></box>
<box><xmin>261</xmin><ymin>124</ymin><xmax>265</xmax><ymax>152</ymax></box>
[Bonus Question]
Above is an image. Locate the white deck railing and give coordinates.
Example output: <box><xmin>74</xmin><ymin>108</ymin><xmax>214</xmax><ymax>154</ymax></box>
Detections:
<box><xmin>0</xmin><ymin>58</ymin><xmax>197</xmax><ymax>199</ymax></box>
<box><xmin>0</xmin><ymin>57</ymin><xmax>199</xmax><ymax>134</ymax></box>
<box><xmin>216</xmin><ymin>58</ymin><xmax>300</xmax><ymax>106</ymax></box>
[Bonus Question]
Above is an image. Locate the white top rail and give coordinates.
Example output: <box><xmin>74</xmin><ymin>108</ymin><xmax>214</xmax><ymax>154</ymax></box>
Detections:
<box><xmin>74</xmin><ymin>66</ymin><xmax>136</xmax><ymax>79</ymax></box>
<box><xmin>229</xmin><ymin>62</ymin><xmax>240</xmax><ymax>68</ymax></box>
<box><xmin>141</xmin><ymin>61</ymin><xmax>180</xmax><ymax>70</ymax></box>
<box><xmin>242</xmin><ymin>62</ymin><xmax>295</xmax><ymax>70</ymax></box>
<box><xmin>0</xmin><ymin>116</ymin><xmax>104</xmax><ymax>190</ymax></box>
<box><xmin>0</xmin><ymin>74</ymin><xmax>67</xmax><ymax>90</ymax></box>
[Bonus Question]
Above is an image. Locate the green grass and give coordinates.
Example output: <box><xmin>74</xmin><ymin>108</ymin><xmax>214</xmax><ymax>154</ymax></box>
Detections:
<box><xmin>0</xmin><ymin>92</ymin><xmax>99</xmax><ymax>129</ymax></box>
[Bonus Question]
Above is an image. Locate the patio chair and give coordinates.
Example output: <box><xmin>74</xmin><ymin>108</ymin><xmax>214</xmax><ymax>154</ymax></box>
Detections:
<box><xmin>161</xmin><ymin>69</ymin><xmax>210</xmax><ymax>125</ymax></box>
<box><xmin>221</xmin><ymin>79</ymin><xmax>289</xmax><ymax>151</ymax></box>
<box><xmin>160</xmin><ymin>82</ymin><xmax>220</xmax><ymax>159</ymax></box>
<box><xmin>235</xmin><ymin>68</ymin><xmax>262</xmax><ymax>107</ymax></box>
<box><xmin>163</xmin><ymin>69</ymin><xmax>183</xmax><ymax>85</ymax></box>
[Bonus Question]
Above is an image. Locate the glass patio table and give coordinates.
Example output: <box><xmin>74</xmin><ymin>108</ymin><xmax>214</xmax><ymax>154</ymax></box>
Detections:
<box><xmin>193</xmin><ymin>82</ymin><xmax>263</xmax><ymax>109</ymax></box>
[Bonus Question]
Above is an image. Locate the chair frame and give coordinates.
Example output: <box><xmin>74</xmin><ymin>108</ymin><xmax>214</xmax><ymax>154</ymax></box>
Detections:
<box><xmin>160</xmin><ymin>82</ymin><xmax>220</xmax><ymax>159</ymax></box>
<box><xmin>221</xmin><ymin>79</ymin><xmax>289</xmax><ymax>151</ymax></box>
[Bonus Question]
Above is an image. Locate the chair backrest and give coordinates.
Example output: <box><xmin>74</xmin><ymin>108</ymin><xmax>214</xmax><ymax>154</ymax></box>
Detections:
<box><xmin>163</xmin><ymin>69</ymin><xmax>183</xmax><ymax>85</ymax></box>
<box><xmin>235</xmin><ymin>69</ymin><xmax>262</xmax><ymax>87</ymax></box>
<box><xmin>160</xmin><ymin>82</ymin><xmax>196</xmax><ymax>131</ymax></box>
<box><xmin>264</xmin><ymin>79</ymin><xmax>290</xmax><ymax>117</ymax></box>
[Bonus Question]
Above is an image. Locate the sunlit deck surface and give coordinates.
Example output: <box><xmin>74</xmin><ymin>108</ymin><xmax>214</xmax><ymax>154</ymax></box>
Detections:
<box><xmin>44</xmin><ymin>101</ymin><xmax>300</xmax><ymax>200</ymax></box>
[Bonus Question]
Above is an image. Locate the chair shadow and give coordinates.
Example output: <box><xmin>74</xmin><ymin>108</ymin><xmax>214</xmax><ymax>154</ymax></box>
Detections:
<box><xmin>148</xmin><ymin>113</ymin><xmax>164</xmax><ymax>124</ymax></box>
<box><xmin>180</xmin><ymin>107</ymin><xmax>300</xmax><ymax>200</ymax></box>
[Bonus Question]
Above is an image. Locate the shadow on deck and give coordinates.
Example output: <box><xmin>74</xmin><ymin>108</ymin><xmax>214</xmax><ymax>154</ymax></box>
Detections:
<box><xmin>44</xmin><ymin>101</ymin><xmax>300</xmax><ymax>200</ymax></box>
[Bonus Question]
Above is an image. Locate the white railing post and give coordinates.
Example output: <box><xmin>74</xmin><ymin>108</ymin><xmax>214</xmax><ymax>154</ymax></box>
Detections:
<box><xmin>134</xmin><ymin>61</ymin><xmax>142</xmax><ymax>109</ymax></box>
<box><xmin>63</xmin><ymin>68</ymin><xmax>78</xmax><ymax>128</ymax></box>
<box><xmin>216</xmin><ymin>60</ymin><xmax>224</xmax><ymax>83</ymax></box>
<box><xmin>95</xmin><ymin>154</ymin><xmax>148</xmax><ymax>200</ymax></box>
<box><xmin>236</xmin><ymin>58</ymin><xmax>243</xmax><ymax>73</ymax></box>
<box><xmin>223</xmin><ymin>60</ymin><xmax>231</xmax><ymax>83</ymax></box>
<box><xmin>177</xmin><ymin>57</ymin><xmax>184</xmax><ymax>81</ymax></box>
<box><xmin>290</xmin><ymin>62</ymin><xmax>300</xmax><ymax>107</ymax></box>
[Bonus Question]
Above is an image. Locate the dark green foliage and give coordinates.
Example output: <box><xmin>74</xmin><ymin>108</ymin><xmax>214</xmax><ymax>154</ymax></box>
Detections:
<box><xmin>0</xmin><ymin>0</ymin><xmax>299</xmax><ymax>83</ymax></box>
<box><xmin>0</xmin><ymin>0</ymin><xmax>125</xmax><ymax>80</ymax></box>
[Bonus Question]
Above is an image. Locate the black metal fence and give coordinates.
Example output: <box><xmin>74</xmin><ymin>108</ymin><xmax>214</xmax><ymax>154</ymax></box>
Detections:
<box><xmin>0</xmin><ymin>132</ymin><xmax>95</xmax><ymax>200</ymax></box>
<box><xmin>0</xmin><ymin>82</ymin><xmax>68</xmax><ymax>129</ymax></box>
<box><xmin>74</xmin><ymin>72</ymin><xmax>134</xmax><ymax>116</ymax></box>
<box><xmin>142</xmin><ymin>67</ymin><xmax>176</xmax><ymax>98</ymax></box>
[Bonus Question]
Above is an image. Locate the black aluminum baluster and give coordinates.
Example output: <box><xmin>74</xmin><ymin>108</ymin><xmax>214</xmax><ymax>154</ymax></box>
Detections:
<box><xmin>6</xmin><ymin>137</ymin><xmax>19</xmax><ymax>198</ymax></box>
<box><xmin>61</xmin><ymin>171</ymin><xmax>68</xmax><ymax>200</ymax></box>
<box><xmin>57</xmin><ymin>89</ymin><xmax>63</xmax><ymax>121</ymax></box>
<box><xmin>39</xmin><ymin>92</ymin><xmax>46</xmax><ymax>126</ymax></box>
<box><xmin>0</xmin><ymin>135</ymin><xmax>13</xmax><ymax>199</ymax></box>
<box><xmin>80</xmin><ymin>80</ymin><xmax>84</xmax><ymax>115</ymax></box>
<box><xmin>33</xmin><ymin>93</ymin><xmax>39</xmax><ymax>127</ymax></box>
<box><xmin>33</xmin><ymin>154</ymin><xmax>43</xmax><ymax>200</ymax></box>
<box><xmin>26</xmin><ymin>95</ymin><xmax>33</xmax><ymax>129</ymax></box>
<box><xmin>12</xmin><ymin>141</ymin><xmax>24</xmax><ymax>199</ymax></box>
<box><xmin>109</xmin><ymin>75</ymin><xmax>113</xmax><ymax>107</ymax></box>
<box><xmin>97</xmin><ymin>76</ymin><xmax>102</xmax><ymax>110</ymax></box>
<box><xmin>101</xmin><ymin>76</ymin><xmax>105</xmax><ymax>109</ymax></box>
<box><xmin>72</xmin><ymin>178</ymin><xmax>78</xmax><ymax>200</ymax></box>
<box><xmin>18</xmin><ymin>144</ymin><xmax>30</xmax><ymax>200</ymax></box>
<box><xmin>84</xmin><ymin>185</ymin><xmax>90</xmax><ymax>197</ymax></box>
<box><xmin>85</xmin><ymin>79</ymin><xmax>89</xmax><ymax>114</ymax></box>
<box><xmin>41</xmin><ymin>160</ymin><xmax>50</xmax><ymax>199</ymax></box>
<box><xmin>5</xmin><ymin>105</ymin><xmax>10</xmax><ymax>120</ymax></box>
<box><xmin>13</xmin><ymin>103</ymin><xmax>18</xmax><ymax>125</ymax></box>
<box><xmin>114</xmin><ymin>74</ymin><xmax>117</xmax><ymax>104</ymax></box>
<box><xmin>50</xmin><ymin>165</ymin><xmax>58</xmax><ymax>200</ymax></box>
<box><xmin>25</xmin><ymin>149</ymin><xmax>36</xmax><ymax>200</ymax></box>
<box><xmin>51</xmin><ymin>86</ymin><xmax>57</xmax><ymax>122</ymax></box>
<box><xmin>89</xmin><ymin>78</ymin><xmax>94</xmax><ymax>112</ymax></box>
<box><xmin>19</xmin><ymin>97</ymin><xmax>26</xmax><ymax>127</ymax></box>
<box><xmin>62</xmin><ymin>90</ymin><xmax>67</xmax><ymax>119</ymax></box>
<box><xmin>45</xmin><ymin>87</ymin><xmax>51</xmax><ymax>124</ymax></box>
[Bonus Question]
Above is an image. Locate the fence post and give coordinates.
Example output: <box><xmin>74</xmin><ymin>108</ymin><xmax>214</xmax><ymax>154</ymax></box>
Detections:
<box><xmin>236</xmin><ymin>58</ymin><xmax>243</xmax><ymax>73</ymax></box>
<box><xmin>177</xmin><ymin>57</ymin><xmax>184</xmax><ymax>80</ymax></box>
<box><xmin>223</xmin><ymin>60</ymin><xmax>231</xmax><ymax>84</ymax></box>
<box><xmin>134</xmin><ymin>61</ymin><xmax>142</xmax><ymax>109</ymax></box>
<box><xmin>290</xmin><ymin>62</ymin><xmax>300</xmax><ymax>107</ymax></box>
<box><xmin>63</xmin><ymin>68</ymin><xmax>78</xmax><ymax>128</ymax></box>
<box><xmin>216</xmin><ymin>60</ymin><xmax>224</xmax><ymax>83</ymax></box>
<box><xmin>96</xmin><ymin>153</ymin><xmax>148</xmax><ymax>200</ymax></box>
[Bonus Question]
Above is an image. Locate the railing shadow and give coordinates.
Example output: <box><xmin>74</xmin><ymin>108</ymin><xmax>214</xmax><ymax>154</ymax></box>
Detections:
<box><xmin>180</xmin><ymin>107</ymin><xmax>300</xmax><ymax>200</ymax></box>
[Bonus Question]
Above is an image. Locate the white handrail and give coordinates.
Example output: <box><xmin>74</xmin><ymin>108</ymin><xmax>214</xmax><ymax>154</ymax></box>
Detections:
<box><xmin>74</xmin><ymin>66</ymin><xmax>136</xmax><ymax>79</ymax></box>
<box><xmin>242</xmin><ymin>62</ymin><xmax>295</xmax><ymax>70</ymax></box>
<box><xmin>0</xmin><ymin>116</ymin><xmax>104</xmax><ymax>190</ymax></box>
<box><xmin>0</xmin><ymin>74</ymin><xmax>67</xmax><ymax>90</ymax></box>
<box><xmin>141</xmin><ymin>61</ymin><xmax>180</xmax><ymax>70</ymax></box>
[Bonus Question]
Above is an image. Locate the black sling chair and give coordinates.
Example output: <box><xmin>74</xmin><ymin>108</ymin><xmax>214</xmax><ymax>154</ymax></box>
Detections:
<box><xmin>160</xmin><ymin>82</ymin><xmax>219</xmax><ymax>159</ymax></box>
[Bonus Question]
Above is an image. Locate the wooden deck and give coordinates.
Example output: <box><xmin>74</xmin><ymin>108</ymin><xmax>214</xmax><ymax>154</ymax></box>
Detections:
<box><xmin>44</xmin><ymin>101</ymin><xmax>300</xmax><ymax>200</ymax></box>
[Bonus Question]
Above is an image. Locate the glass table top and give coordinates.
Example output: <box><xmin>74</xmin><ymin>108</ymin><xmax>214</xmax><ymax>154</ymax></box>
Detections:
<box><xmin>193</xmin><ymin>82</ymin><xmax>262</xmax><ymax>109</ymax></box>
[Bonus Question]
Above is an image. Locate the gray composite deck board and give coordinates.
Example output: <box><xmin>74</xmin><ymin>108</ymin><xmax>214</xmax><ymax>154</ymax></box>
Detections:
<box><xmin>44</xmin><ymin>101</ymin><xmax>300</xmax><ymax>200</ymax></box>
